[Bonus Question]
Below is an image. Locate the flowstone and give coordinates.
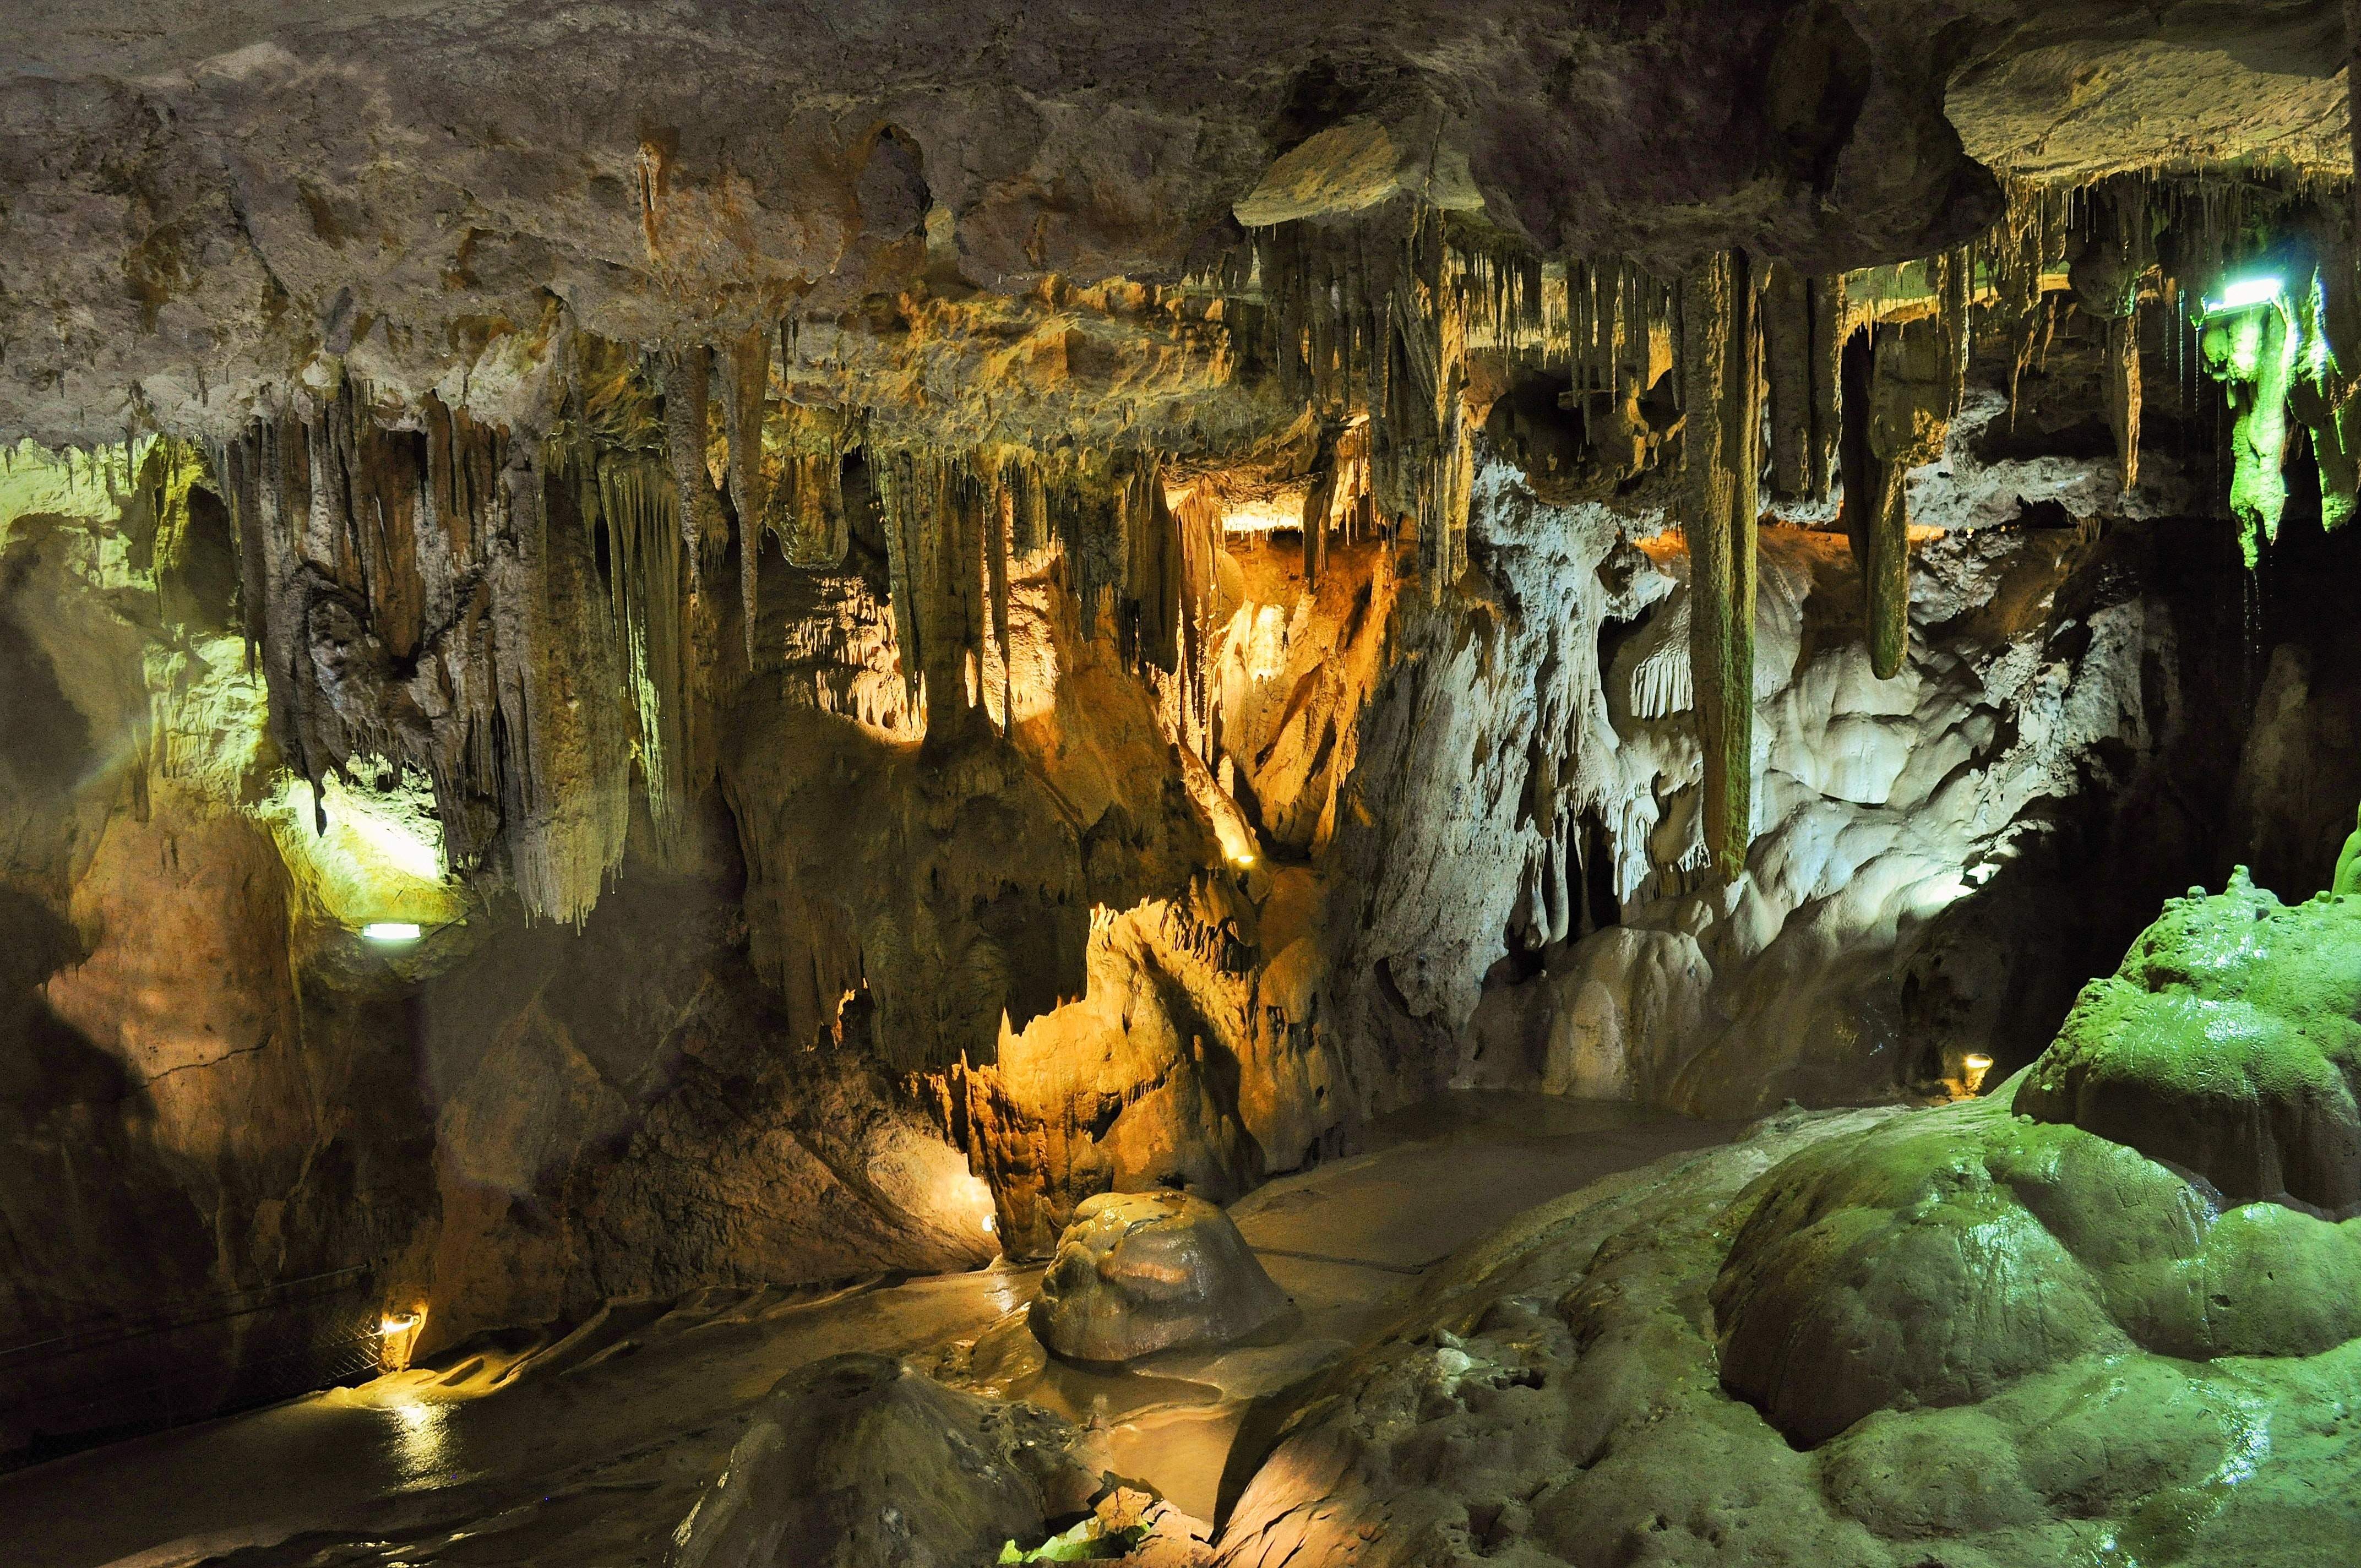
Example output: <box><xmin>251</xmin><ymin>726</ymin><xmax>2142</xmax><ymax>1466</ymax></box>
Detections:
<box><xmin>2014</xmin><ymin>868</ymin><xmax>2361</xmax><ymax>1213</ymax></box>
<box><xmin>1215</xmin><ymin>870</ymin><xmax>2361</xmax><ymax>1566</ymax></box>
<box><xmin>1714</xmin><ymin>873</ymin><xmax>2361</xmax><ymax>1446</ymax></box>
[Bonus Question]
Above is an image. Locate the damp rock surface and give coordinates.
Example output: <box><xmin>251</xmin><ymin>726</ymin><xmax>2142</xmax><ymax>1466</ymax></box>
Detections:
<box><xmin>1217</xmin><ymin>879</ymin><xmax>2361</xmax><ymax>1566</ymax></box>
<box><xmin>2015</xmin><ymin>871</ymin><xmax>2361</xmax><ymax>1213</ymax></box>
<box><xmin>1031</xmin><ymin>1191</ymin><xmax>1291</xmax><ymax>1363</ymax></box>
<box><xmin>670</xmin><ymin>1352</ymin><xmax>1107</xmax><ymax>1568</ymax></box>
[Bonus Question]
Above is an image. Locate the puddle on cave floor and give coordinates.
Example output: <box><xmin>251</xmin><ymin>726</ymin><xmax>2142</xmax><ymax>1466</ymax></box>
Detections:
<box><xmin>0</xmin><ymin>1092</ymin><xmax>1738</xmax><ymax>1568</ymax></box>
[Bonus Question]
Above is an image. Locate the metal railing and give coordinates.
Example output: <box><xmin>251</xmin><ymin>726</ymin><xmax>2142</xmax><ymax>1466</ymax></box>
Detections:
<box><xmin>0</xmin><ymin>1265</ymin><xmax>381</xmax><ymax>1468</ymax></box>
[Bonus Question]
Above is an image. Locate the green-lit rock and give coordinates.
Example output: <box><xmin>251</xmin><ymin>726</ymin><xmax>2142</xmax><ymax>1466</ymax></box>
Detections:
<box><xmin>2015</xmin><ymin>868</ymin><xmax>2361</xmax><ymax>1211</ymax></box>
<box><xmin>1713</xmin><ymin>1084</ymin><xmax>2361</xmax><ymax>1445</ymax></box>
<box><xmin>1718</xmin><ymin>860</ymin><xmax>2361</xmax><ymax>1445</ymax></box>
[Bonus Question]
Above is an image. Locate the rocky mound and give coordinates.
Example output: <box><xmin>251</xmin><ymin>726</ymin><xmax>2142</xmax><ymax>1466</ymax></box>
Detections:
<box><xmin>671</xmin><ymin>1353</ymin><xmax>1109</xmax><ymax>1568</ymax></box>
<box><xmin>2013</xmin><ymin>869</ymin><xmax>2361</xmax><ymax>1213</ymax></box>
<box><xmin>1215</xmin><ymin>876</ymin><xmax>2361</xmax><ymax>1567</ymax></box>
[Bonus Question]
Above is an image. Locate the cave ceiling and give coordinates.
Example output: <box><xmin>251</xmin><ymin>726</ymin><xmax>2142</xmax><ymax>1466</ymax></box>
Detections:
<box><xmin>1</xmin><ymin>0</ymin><xmax>2347</xmax><ymax>447</ymax></box>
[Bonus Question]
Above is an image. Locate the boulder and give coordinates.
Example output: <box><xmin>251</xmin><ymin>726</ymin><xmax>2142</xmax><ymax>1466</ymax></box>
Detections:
<box><xmin>1030</xmin><ymin>1191</ymin><xmax>1290</xmax><ymax>1363</ymax></box>
<box><xmin>670</xmin><ymin>1353</ymin><xmax>1107</xmax><ymax>1568</ymax></box>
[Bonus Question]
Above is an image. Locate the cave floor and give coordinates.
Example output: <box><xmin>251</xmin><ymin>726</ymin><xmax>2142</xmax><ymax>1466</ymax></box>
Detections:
<box><xmin>0</xmin><ymin>1094</ymin><xmax>1738</xmax><ymax>1568</ymax></box>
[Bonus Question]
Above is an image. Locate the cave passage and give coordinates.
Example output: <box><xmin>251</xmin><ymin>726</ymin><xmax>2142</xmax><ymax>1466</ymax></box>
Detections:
<box><xmin>3</xmin><ymin>5</ymin><xmax>2360</xmax><ymax>1565</ymax></box>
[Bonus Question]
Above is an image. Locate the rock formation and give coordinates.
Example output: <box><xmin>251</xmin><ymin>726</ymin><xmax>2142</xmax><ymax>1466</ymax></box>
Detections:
<box><xmin>670</xmin><ymin>1353</ymin><xmax>1109</xmax><ymax>1568</ymax></box>
<box><xmin>1030</xmin><ymin>1191</ymin><xmax>1290</xmax><ymax>1363</ymax></box>
<box><xmin>1221</xmin><ymin>866</ymin><xmax>2361</xmax><ymax>1565</ymax></box>
<box><xmin>3</xmin><ymin>2</ymin><xmax>2361</xmax><ymax>1520</ymax></box>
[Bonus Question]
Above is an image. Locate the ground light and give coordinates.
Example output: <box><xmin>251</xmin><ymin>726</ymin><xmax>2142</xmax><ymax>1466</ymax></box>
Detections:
<box><xmin>359</xmin><ymin>922</ymin><xmax>423</xmax><ymax>942</ymax></box>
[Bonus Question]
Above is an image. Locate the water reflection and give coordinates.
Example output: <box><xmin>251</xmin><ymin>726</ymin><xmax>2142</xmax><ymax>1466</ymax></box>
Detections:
<box><xmin>386</xmin><ymin>1400</ymin><xmax>470</xmax><ymax>1492</ymax></box>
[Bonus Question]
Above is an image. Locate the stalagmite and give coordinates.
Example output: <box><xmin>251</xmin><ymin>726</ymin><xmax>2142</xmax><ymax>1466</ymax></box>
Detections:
<box><xmin>723</xmin><ymin>326</ymin><xmax>771</xmax><ymax>660</ymax></box>
<box><xmin>1678</xmin><ymin>249</ymin><xmax>1759</xmax><ymax>884</ymax></box>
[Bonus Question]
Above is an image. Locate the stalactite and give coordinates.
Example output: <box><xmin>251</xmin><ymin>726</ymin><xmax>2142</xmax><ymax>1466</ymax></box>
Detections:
<box><xmin>2208</xmin><ymin>300</ymin><xmax>2295</xmax><ymax>567</ymax></box>
<box><xmin>873</xmin><ymin>448</ymin><xmax>933</xmax><ymax>716</ymax></box>
<box><xmin>592</xmin><ymin>453</ymin><xmax>692</xmax><ymax>846</ymax></box>
<box><xmin>1852</xmin><ymin>321</ymin><xmax>1955</xmax><ymax>678</ymax></box>
<box><xmin>1764</xmin><ymin>262</ymin><xmax>1813</xmax><ymax>503</ymax></box>
<box><xmin>1837</xmin><ymin>326</ymin><xmax>1882</xmax><ymax>667</ymax></box>
<box><xmin>1765</xmin><ymin>264</ymin><xmax>1844</xmax><ymax>508</ymax></box>
<box><xmin>2106</xmin><ymin>311</ymin><xmax>2142</xmax><ymax>498</ymax></box>
<box><xmin>988</xmin><ymin>480</ymin><xmax>1014</xmax><ymax>734</ymax></box>
<box><xmin>659</xmin><ymin>342</ymin><xmax>717</xmax><ymax>592</ymax></box>
<box><xmin>1678</xmin><ymin>249</ymin><xmax>1759</xmax><ymax>884</ymax></box>
<box><xmin>723</xmin><ymin>327</ymin><xmax>771</xmax><ymax>662</ymax></box>
<box><xmin>772</xmin><ymin>406</ymin><xmax>852</xmax><ymax>569</ymax></box>
<box><xmin>1807</xmin><ymin>274</ymin><xmax>1845</xmax><ymax>503</ymax></box>
<box><xmin>502</xmin><ymin>433</ymin><xmax>632</xmax><ymax>926</ymax></box>
<box><xmin>213</xmin><ymin>369</ymin><xmax>637</xmax><ymax>922</ymax></box>
<box><xmin>1120</xmin><ymin>458</ymin><xmax>1183</xmax><ymax>674</ymax></box>
<box><xmin>1933</xmin><ymin>248</ymin><xmax>1972</xmax><ymax>417</ymax></box>
<box><xmin>1254</xmin><ymin>206</ymin><xmax>1527</xmax><ymax>606</ymax></box>
<box><xmin>1300</xmin><ymin>422</ymin><xmax>1337</xmax><ymax>588</ymax></box>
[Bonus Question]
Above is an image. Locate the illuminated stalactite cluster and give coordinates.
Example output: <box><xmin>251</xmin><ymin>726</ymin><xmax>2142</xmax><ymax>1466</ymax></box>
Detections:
<box><xmin>1250</xmin><ymin>208</ymin><xmax>1526</xmax><ymax>605</ymax></box>
<box><xmin>212</xmin><ymin>384</ymin><xmax>632</xmax><ymax>927</ymax></box>
<box><xmin>189</xmin><ymin>159</ymin><xmax>2361</xmax><ymax>926</ymax></box>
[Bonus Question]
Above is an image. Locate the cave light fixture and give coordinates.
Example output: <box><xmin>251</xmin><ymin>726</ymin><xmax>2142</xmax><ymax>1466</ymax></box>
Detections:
<box><xmin>378</xmin><ymin>1306</ymin><xmax>427</xmax><ymax>1374</ymax></box>
<box><xmin>1961</xmin><ymin>1053</ymin><xmax>1995</xmax><ymax>1097</ymax></box>
<box><xmin>360</xmin><ymin>922</ymin><xmax>425</xmax><ymax>943</ymax></box>
<box><xmin>2199</xmin><ymin>274</ymin><xmax>2286</xmax><ymax>319</ymax></box>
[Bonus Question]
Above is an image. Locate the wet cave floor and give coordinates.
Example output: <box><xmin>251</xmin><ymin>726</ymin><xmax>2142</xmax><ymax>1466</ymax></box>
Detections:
<box><xmin>0</xmin><ymin>1096</ymin><xmax>1739</xmax><ymax>1568</ymax></box>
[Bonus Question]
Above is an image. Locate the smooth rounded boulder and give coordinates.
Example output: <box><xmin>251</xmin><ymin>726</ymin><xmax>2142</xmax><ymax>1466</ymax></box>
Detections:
<box><xmin>1030</xmin><ymin>1190</ymin><xmax>1290</xmax><ymax>1363</ymax></box>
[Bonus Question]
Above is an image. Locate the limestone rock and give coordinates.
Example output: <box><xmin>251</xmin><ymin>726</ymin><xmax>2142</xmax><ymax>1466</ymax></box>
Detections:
<box><xmin>2014</xmin><ymin>869</ymin><xmax>2361</xmax><ymax>1213</ymax></box>
<box><xmin>1217</xmin><ymin>1099</ymin><xmax>2361</xmax><ymax>1568</ymax></box>
<box><xmin>670</xmin><ymin>1353</ymin><xmax>1107</xmax><ymax>1568</ymax></box>
<box><xmin>1717</xmin><ymin>1055</ymin><xmax>2361</xmax><ymax>1446</ymax></box>
<box><xmin>1030</xmin><ymin>1191</ymin><xmax>1288</xmax><ymax>1363</ymax></box>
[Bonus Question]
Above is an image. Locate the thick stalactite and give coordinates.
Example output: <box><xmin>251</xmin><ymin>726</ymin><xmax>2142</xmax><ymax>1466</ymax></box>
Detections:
<box><xmin>1677</xmin><ymin>250</ymin><xmax>1760</xmax><ymax>884</ymax></box>
<box><xmin>723</xmin><ymin>326</ymin><xmax>773</xmax><ymax>661</ymax></box>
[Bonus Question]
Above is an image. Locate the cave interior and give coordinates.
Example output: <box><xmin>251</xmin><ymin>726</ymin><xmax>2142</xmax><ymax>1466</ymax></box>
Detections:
<box><xmin>2</xmin><ymin>3</ymin><xmax>2360</xmax><ymax>1565</ymax></box>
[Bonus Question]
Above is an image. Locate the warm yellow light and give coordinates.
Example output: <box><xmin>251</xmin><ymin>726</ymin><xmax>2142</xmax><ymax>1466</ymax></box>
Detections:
<box><xmin>378</xmin><ymin>1306</ymin><xmax>427</xmax><ymax>1374</ymax></box>
<box><xmin>1961</xmin><ymin>1053</ymin><xmax>1994</xmax><ymax>1096</ymax></box>
<box><xmin>981</xmin><ymin>1213</ymin><xmax>996</xmax><ymax>1233</ymax></box>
